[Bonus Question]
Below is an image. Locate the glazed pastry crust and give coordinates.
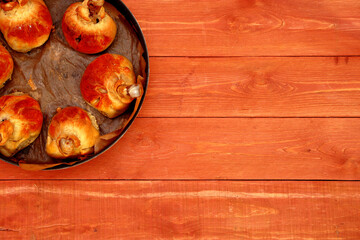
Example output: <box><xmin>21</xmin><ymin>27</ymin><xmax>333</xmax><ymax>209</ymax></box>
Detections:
<box><xmin>0</xmin><ymin>44</ymin><xmax>13</xmax><ymax>88</ymax></box>
<box><xmin>62</xmin><ymin>1</ymin><xmax>117</xmax><ymax>54</ymax></box>
<box><xmin>0</xmin><ymin>93</ymin><xmax>43</xmax><ymax>157</ymax></box>
<box><xmin>80</xmin><ymin>53</ymin><xmax>138</xmax><ymax>118</ymax></box>
<box><xmin>0</xmin><ymin>0</ymin><xmax>53</xmax><ymax>52</ymax></box>
<box><xmin>45</xmin><ymin>107</ymin><xmax>100</xmax><ymax>159</ymax></box>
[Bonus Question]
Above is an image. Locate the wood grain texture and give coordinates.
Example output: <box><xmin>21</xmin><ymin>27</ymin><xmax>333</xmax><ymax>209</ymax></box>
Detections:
<box><xmin>0</xmin><ymin>181</ymin><xmax>359</xmax><ymax>239</ymax></box>
<box><xmin>140</xmin><ymin>56</ymin><xmax>360</xmax><ymax>117</ymax></box>
<box><xmin>123</xmin><ymin>0</ymin><xmax>360</xmax><ymax>56</ymax></box>
<box><xmin>2</xmin><ymin>1</ymin><xmax>360</xmax><ymax>239</ymax></box>
<box><xmin>1</xmin><ymin>118</ymin><xmax>360</xmax><ymax>180</ymax></box>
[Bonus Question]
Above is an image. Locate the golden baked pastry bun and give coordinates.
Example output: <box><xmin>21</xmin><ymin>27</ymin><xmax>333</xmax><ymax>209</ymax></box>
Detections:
<box><xmin>0</xmin><ymin>44</ymin><xmax>13</xmax><ymax>88</ymax></box>
<box><xmin>62</xmin><ymin>0</ymin><xmax>117</xmax><ymax>54</ymax></box>
<box><xmin>0</xmin><ymin>0</ymin><xmax>53</xmax><ymax>52</ymax></box>
<box><xmin>80</xmin><ymin>53</ymin><xmax>142</xmax><ymax>118</ymax></box>
<box><xmin>0</xmin><ymin>93</ymin><xmax>43</xmax><ymax>157</ymax></box>
<box><xmin>45</xmin><ymin>106</ymin><xmax>100</xmax><ymax>159</ymax></box>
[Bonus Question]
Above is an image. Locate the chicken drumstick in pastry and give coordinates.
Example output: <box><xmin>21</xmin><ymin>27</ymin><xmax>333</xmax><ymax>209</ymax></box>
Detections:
<box><xmin>62</xmin><ymin>0</ymin><xmax>117</xmax><ymax>54</ymax></box>
<box><xmin>0</xmin><ymin>44</ymin><xmax>13</xmax><ymax>88</ymax></box>
<box><xmin>0</xmin><ymin>93</ymin><xmax>43</xmax><ymax>157</ymax></box>
<box><xmin>0</xmin><ymin>0</ymin><xmax>53</xmax><ymax>52</ymax></box>
<box><xmin>45</xmin><ymin>107</ymin><xmax>100</xmax><ymax>159</ymax></box>
<box><xmin>80</xmin><ymin>53</ymin><xmax>142</xmax><ymax>118</ymax></box>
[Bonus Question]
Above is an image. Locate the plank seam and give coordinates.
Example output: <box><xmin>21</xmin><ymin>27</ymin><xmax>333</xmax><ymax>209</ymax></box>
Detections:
<box><xmin>137</xmin><ymin>116</ymin><xmax>360</xmax><ymax>119</ymax></box>
<box><xmin>0</xmin><ymin>179</ymin><xmax>359</xmax><ymax>182</ymax></box>
<box><xmin>149</xmin><ymin>55</ymin><xmax>360</xmax><ymax>58</ymax></box>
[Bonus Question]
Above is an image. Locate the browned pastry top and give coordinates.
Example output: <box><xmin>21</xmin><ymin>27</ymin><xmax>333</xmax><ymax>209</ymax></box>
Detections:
<box><xmin>0</xmin><ymin>44</ymin><xmax>13</xmax><ymax>88</ymax></box>
<box><xmin>62</xmin><ymin>0</ymin><xmax>117</xmax><ymax>54</ymax></box>
<box><xmin>80</xmin><ymin>53</ymin><xmax>141</xmax><ymax>118</ymax></box>
<box><xmin>0</xmin><ymin>0</ymin><xmax>53</xmax><ymax>52</ymax></box>
<box><xmin>0</xmin><ymin>93</ymin><xmax>43</xmax><ymax>157</ymax></box>
<box><xmin>46</xmin><ymin>106</ymin><xmax>100</xmax><ymax>159</ymax></box>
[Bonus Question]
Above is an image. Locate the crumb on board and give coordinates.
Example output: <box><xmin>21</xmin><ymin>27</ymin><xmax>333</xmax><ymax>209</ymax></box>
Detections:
<box><xmin>28</xmin><ymin>76</ymin><xmax>37</xmax><ymax>90</ymax></box>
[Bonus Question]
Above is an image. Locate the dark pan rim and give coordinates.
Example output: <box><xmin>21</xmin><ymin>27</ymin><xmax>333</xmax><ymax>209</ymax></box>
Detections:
<box><xmin>0</xmin><ymin>0</ymin><xmax>149</xmax><ymax>170</ymax></box>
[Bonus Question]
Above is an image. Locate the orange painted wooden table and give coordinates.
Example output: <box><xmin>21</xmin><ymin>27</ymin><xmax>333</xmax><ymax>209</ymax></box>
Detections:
<box><xmin>1</xmin><ymin>0</ymin><xmax>360</xmax><ymax>239</ymax></box>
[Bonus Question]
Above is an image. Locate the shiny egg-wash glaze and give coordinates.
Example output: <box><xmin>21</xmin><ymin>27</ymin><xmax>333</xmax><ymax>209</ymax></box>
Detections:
<box><xmin>0</xmin><ymin>0</ymin><xmax>149</xmax><ymax>169</ymax></box>
<box><xmin>0</xmin><ymin>44</ymin><xmax>13</xmax><ymax>88</ymax></box>
<box><xmin>46</xmin><ymin>107</ymin><xmax>100</xmax><ymax>159</ymax></box>
<box><xmin>62</xmin><ymin>0</ymin><xmax>117</xmax><ymax>54</ymax></box>
<box><xmin>0</xmin><ymin>93</ymin><xmax>43</xmax><ymax>157</ymax></box>
<box><xmin>0</xmin><ymin>0</ymin><xmax>52</xmax><ymax>52</ymax></box>
<box><xmin>80</xmin><ymin>54</ymin><xmax>142</xmax><ymax>118</ymax></box>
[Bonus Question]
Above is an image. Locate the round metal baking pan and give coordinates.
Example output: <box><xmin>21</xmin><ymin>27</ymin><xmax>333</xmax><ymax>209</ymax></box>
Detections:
<box><xmin>0</xmin><ymin>0</ymin><xmax>149</xmax><ymax>170</ymax></box>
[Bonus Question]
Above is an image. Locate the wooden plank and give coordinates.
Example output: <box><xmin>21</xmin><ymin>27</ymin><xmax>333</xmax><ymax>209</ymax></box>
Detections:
<box><xmin>1</xmin><ymin>118</ymin><xmax>360</xmax><ymax>180</ymax></box>
<box><xmin>140</xmin><ymin>56</ymin><xmax>360</xmax><ymax>117</ymax></box>
<box><xmin>0</xmin><ymin>180</ymin><xmax>359</xmax><ymax>239</ymax></box>
<box><xmin>123</xmin><ymin>0</ymin><xmax>360</xmax><ymax>56</ymax></box>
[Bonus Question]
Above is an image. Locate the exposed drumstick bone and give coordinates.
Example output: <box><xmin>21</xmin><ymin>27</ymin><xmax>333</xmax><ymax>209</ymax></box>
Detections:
<box><xmin>77</xmin><ymin>0</ymin><xmax>105</xmax><ymax>23</ymax></box>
